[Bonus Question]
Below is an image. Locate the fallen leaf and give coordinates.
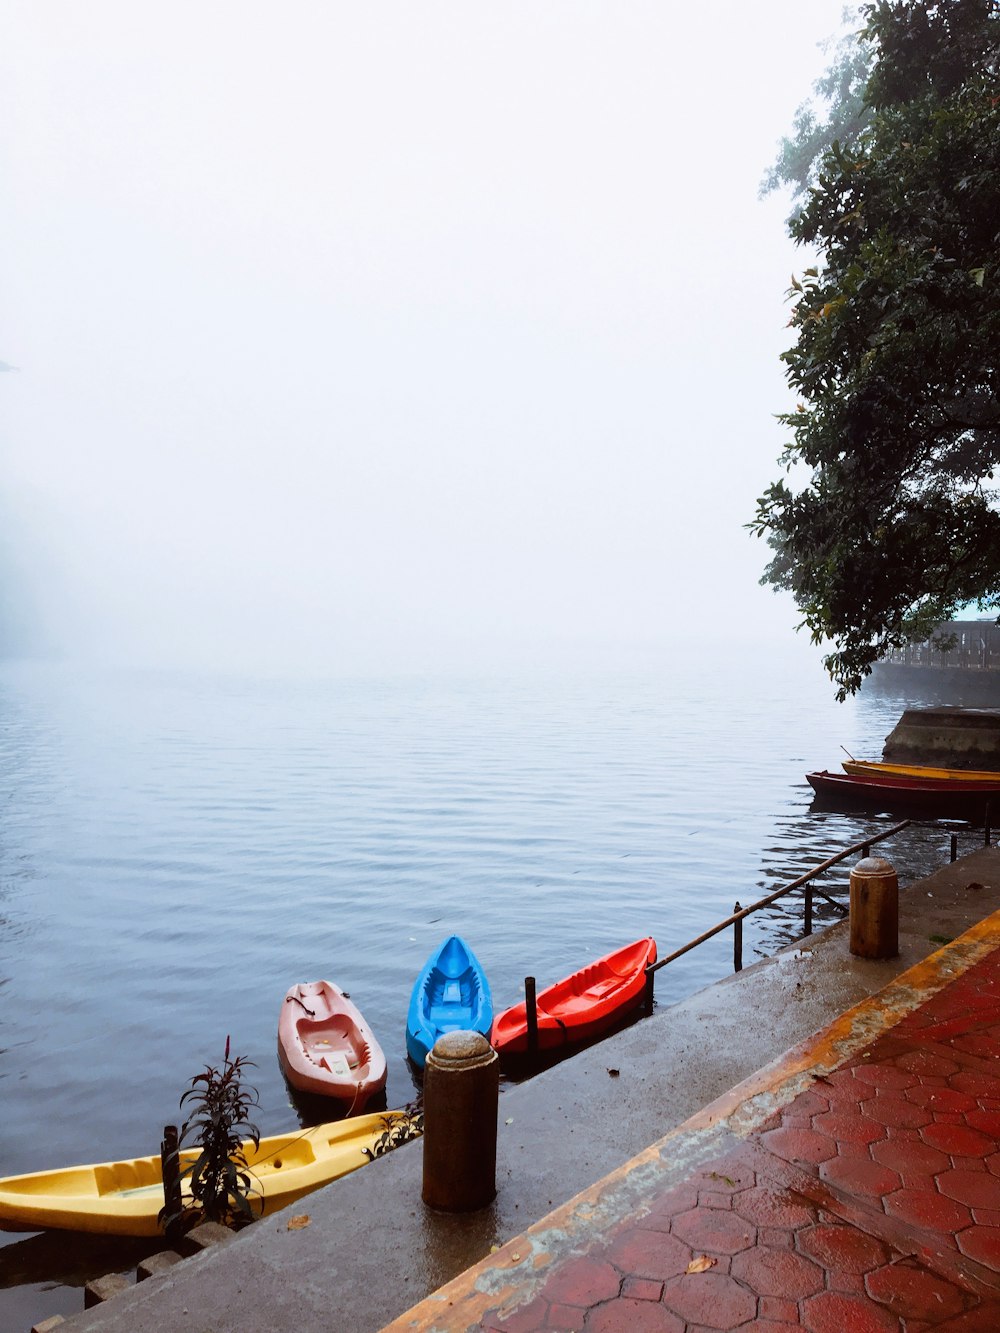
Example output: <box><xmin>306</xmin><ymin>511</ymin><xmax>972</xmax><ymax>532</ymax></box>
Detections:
<box><xmin>505</xmin><ymin>1117</ymin><xmax>514</xmax><ymax>1125</ymax></box>
<box><xmin>511</xmin><ymin>1252</ymin><xmax>522</xmax><ymax>1262</ymax></box>
<box><xmin>686</xmin><ymin>1255</ymin><xmax>717</xmax><ymax>1274</ymax></box>
<box><xmin>287</xmin><ymin>1215</ymin><xmax>311</xmax><ymax>1230</ymax></box>
<box><xmin>607</xmin><ymin>1068</ymin><xmax>620</xmax><ymax>1078</ymax></box>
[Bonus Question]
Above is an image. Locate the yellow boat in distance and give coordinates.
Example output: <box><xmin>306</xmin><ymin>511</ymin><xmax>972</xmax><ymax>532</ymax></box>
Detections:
<box><xmin>843</xmin><ymin>759</ymin><xmax>1000</xmax><ymax>783</ymax></box>
<box><xmin>0</xmin><ymin>1110</ymin><xmax>409</xmax><ymax>1237</ymax></box>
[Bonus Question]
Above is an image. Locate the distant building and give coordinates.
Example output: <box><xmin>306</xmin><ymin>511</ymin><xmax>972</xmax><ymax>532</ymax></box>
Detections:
<box><xmin>880</xmin><ymin>619</ymin><xmax>1000</xmax><ymax>673</ymax></box>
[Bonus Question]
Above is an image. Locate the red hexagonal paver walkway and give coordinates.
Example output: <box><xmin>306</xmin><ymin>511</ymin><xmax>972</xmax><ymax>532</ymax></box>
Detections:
<box><xmin>470</xmin><ymin>943</ymin><xmax>1000</xmax><ymax>1332</ymax></box>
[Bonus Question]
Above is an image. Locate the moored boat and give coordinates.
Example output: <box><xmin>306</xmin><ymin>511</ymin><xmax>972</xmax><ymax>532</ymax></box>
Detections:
<box><xmin>406</xmin><ymin>935</ymin><xmax>492</xmax><ymax>1069</ymax></box>
<box><xmin>843</xmin><ymin>759</ymin><xmax>1000</xmax><ymax>783</ymax></box>
<box><xmin>0</xmin><ymin>1111</ymin><xmax>411</xmax><ymax>1237</ymax></box>
<box><xmin>807</xmin><ymin>769</ymin><xmax>1000</xmax><ymax>817</ymax></box>
<box><xmin>490</xmin><ymin>937</ymin><xmax>657</xmax><ymax>1057</ymax></box>
<box><xmin>278</xmin><ymin>980</ymin><xmax>387</xmax><ymax>1107</ymax></box>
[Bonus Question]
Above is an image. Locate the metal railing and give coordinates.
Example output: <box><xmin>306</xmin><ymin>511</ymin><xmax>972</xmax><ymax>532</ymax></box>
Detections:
<box><xmin>644</xmin><ymin>816</ymin><xmax>995</xmax><ymax>1007</ymax></box>
<box><xmin>645</xmin><ymin>820</ymin><xmax>910</xmax><ymax>992</ymax></box>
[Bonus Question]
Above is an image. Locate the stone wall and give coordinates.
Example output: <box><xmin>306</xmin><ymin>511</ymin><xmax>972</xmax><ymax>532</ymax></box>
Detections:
<box><xmin>882</xmin><ymin>707</ymin><xmax>1000</xmax><ymax>770</ymax></box>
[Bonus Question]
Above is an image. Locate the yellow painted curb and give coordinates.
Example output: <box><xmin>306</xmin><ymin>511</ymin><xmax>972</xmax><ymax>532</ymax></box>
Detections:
<box><xmin>702</xmin><ymin>905</ymin><xmax>1000</xmax><ymax>1137</ymax></box>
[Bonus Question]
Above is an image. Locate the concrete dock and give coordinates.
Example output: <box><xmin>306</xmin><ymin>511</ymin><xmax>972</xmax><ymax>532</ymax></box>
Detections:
<box><xmin>55</xmin><ymin>844</ymin><xmax>1000</xmax><ymax>1332</ymax></box>
<box><xmin>389</xmin><ymin>899</ymin><xmax>1000</xmax><ymax>1330</ymax></box>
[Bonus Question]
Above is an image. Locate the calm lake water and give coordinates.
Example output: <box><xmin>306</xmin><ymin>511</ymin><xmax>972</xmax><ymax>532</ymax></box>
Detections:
<box><xmin>1</xmin><ymin>652</ymin><xmax>994</xmax><ymax>1325</ymax></box>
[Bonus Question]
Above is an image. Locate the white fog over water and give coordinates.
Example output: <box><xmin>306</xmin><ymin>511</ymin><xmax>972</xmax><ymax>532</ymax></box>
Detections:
<box><xmin>1</xmin><ymin>1</ymin><xmax>852</xmax><ymax>675</ymax></box>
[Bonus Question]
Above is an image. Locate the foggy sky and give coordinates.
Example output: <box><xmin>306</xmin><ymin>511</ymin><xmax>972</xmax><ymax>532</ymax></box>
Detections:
<box><xmin>1</xmin><ymin>2</ymin><xmax>851</xmax><ymax>674</ymax></box>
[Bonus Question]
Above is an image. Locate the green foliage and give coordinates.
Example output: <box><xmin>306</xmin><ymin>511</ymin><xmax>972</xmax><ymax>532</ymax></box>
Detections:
<box><xmin>761</xmin><ymin>7</ymin><xmax>873</xmax><ymax>212</ymax></box>
<box><xmin>172</xmin><ymin>1038</ymin><xmax>262</xmax><ymax>1229</ymax></box>
<box><xmin>360</xmin><ymin>1100</ymin><xmax>424</xmax><ymax>1160</ymax></box>
<box><xmin>753</xmin><ymin>0</ymin><xmax>1000</xmax><ymax>698</ymax></box>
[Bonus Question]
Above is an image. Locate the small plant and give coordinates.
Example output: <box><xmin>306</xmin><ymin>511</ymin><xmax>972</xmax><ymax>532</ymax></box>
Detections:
<box><xmin>162</xmin><ymin>1037</ymin><xmax>262</xmax><ymax>1233</ymax></box>
<box><xmin>362</xmin><ymin>1098</ymin><xmax>424</xmax><ymax>1160</ymax></box>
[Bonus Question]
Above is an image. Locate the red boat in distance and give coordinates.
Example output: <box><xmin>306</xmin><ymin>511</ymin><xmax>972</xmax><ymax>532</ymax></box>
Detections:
<box><xmin>807</xmin><ymin>769</ymin><xmax>1000</xmax><ymax>818</ymax></box>
<box><xmin>491</xmin><ymin>937</ymin><xmax>656</xmax><ymax>1057</ymax></box>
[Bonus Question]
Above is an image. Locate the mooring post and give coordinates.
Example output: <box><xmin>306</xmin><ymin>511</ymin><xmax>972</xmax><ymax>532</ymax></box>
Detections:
<box><xmin>804</xmin><ymin>881</ymin><xmax>813</xmax><ymax>936</ymax></box>
<box><xmin>986</xmin><ymin>803</ymin><xmax>992</xmax><ymax>848</ymax></box>
<box><xmin>849</xmin><ymin>856</ymin><xmax>898</xmax><ymax>960</ymax></box>
<box><xmin>421</xmin><ymin>1031</ymin><xmax>499</xmax><ymax>1212</ymax></box>
<box><xmin>643</xmin><ymin>964</ymin><xmax>655</xmax><ymax>1015</ymax></box>
<box><xmin>524</xmin><ymin>975</ymin><xmax>538</xmax><ymax>1056</ymax></box>
<box><xmin>733</xmin><ymin>901</ymin><xmax>743</xmax><ymax>973</ymax></box>
<box><xmin>950</xmin><ymin>833</ymin><xmax>958</xmax><ymax>863</ymax></box>
<box><xmin>160</xmin><ymin>1124</ymin><xmax>182</xmax><ymax>1239</ymax></box>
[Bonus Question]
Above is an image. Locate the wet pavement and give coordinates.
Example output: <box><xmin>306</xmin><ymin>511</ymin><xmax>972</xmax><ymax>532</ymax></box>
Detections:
<box><xmin>387</xmin><ymin>918</ymin><xmax>1000</xmax><ymax>1332</ymax></box>
<box><xmin>62</xmin><ymin>847</ymin><xmax>1000</xmax><ymax>1333</ymax></box>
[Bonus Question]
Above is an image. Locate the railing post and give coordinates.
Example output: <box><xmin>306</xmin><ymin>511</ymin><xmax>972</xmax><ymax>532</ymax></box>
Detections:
<box><xmin>804</xmin><ymin>882</ymin><xmax>813</xmax><ymax>936</ymax></box>
<box><xmin>160</xmin><ymin>1124</ymin><xmax>182</xmax><ymax>1240</ymax></box>
<box><xmin>861</xmin><ymin>842</ymin><xmax>871</xmax><ymax>858</ymax></box>
<box><xmin>524</xmin><ymin>976</ymin><xmax>538</xmax><ymax>1056</ymax></box>
<box><xmin>951</xmin><ymin>833</ymin><xmax>958</xmax><ymax>863</ymax></box>
<box><xmin>733</xmin><ymin>901</ymin><xmax>743</xmax><ymax>973</ymax></box>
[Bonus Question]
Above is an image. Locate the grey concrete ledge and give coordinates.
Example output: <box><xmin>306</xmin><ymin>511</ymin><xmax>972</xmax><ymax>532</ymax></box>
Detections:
<box><xmin>68</xmin><ymin>847</ymin><xmax>1000</xmax><ymax>1333</ymax></box>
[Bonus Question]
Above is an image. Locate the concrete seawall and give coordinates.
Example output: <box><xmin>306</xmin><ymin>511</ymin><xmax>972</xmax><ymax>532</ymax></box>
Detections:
<box><xmin>63</xmin><ymin>845</ymin><xmax>1000</xmax><ymax>1333</ymax></box>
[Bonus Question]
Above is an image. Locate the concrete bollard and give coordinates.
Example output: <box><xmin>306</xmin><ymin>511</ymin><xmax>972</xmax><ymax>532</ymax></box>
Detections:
<box><xmin>849</xmin><ymin>856</ymin><xmax>899</xmax><ymax>959</ymax></box>
<box><xmin>422</xmin><ymin>1030</ymin><xmax>499</xmax><ymax>1212</ymax></box>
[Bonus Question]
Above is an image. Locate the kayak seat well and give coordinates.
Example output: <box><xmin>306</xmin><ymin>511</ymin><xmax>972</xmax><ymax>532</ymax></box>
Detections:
<box><xmin>428</xmin><ymin>976</ymin><xmax>470</xmax><ymax>1025</ymax></box>
<box><xmin>95</xmin><ymin>1160</ymin><xmax>159</xmax><ymax>1196</ymax></box>
<box><xmin>428</xmin><ymin>1007</ymin><xmax>465</xmax><ymax>1026</ymax></box>
<box><xmin>246</xmin><ymin>1137</ymin><xmax>316</xmax><ymax>1169</ymax></box>
<box><xmin>319</xmin><ymin>1052</ymin><xmax>358</xmax><ymax>1075</ymax></box>
<box><xmin>582</xmin><ymin>976</ymin><xmax>621</xmax><ymax>999</ymax></box>
<box><xmin>320</xmin><ymin>1037</ymin><xmax>369</xmax><ymax>1075</ymax></box>
<box><xmin>300</xmin><ymin>1016</ymin><xmax>360</xmax><ymax>1067</ymax></box>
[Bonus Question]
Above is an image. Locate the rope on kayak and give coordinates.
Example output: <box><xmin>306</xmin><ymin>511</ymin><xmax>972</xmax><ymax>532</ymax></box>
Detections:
<box><xmin>344</xmin><ymin>1080</ymin><xmax>363</xmax><ymax>1120</ymax></box>
<box><xmin>286</xmin><ymin>994</ymin><xmax>316</xmax><ymax>1017</ymax></box>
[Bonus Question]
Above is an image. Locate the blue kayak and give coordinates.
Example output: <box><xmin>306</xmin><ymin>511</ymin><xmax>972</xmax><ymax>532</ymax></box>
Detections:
<box><xmin>406</xmin><ymin>935</ymin><xmax>493</xmax><ymax>1068</ymax></box>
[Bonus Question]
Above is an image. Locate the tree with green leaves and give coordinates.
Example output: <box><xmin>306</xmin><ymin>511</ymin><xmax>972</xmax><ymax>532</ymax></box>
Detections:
<box><xmin>752</xmin><ymin>0</ymin><xmax>1000</xmax><ymax>698</ymax></box>
<box><xmin>760</xmin><ymin>8</ymin><xmax>872</xmax><ymax>213</ymax></box>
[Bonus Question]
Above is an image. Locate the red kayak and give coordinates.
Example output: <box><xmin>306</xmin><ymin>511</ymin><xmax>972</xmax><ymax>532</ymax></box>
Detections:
<box><xmin>490</xmin><ymin>938</ymin><xmax>656</xmax><ymax>1056</ymax></box>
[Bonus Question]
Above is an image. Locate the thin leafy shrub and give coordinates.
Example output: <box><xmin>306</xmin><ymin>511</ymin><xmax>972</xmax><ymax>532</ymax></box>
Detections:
<box><xmin>361</xmin><ymin>1099</ymin><xmax>424</xmax><ymax>1160</ymax></box>
<box><xmin>160</xmin><ymin>1037</ymin><xmax>261</xmax><ymax>1234</ymax></box>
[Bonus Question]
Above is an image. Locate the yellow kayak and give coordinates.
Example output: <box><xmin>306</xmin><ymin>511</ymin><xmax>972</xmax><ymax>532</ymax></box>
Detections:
<box><xmin>0</xmin><ymin>1110</ymin><xmax>409</xmax><ymax>1237</ymax></box>
<box><xmin>843</xmin><ymin>759</ymin><xmax>1000</xmax><ymax>783</ymax></box>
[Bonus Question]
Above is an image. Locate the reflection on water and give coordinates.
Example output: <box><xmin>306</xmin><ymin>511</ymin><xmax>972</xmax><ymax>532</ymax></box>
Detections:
<box><xmin>0</xmin><ymin>654</ymin><xmax>991</xmax><ymax>1323</ymax></box>
<box><xmin>0</xmin><ymin>1230</ymin><xmax>159</xmax><ymax>1291</ymax></box>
